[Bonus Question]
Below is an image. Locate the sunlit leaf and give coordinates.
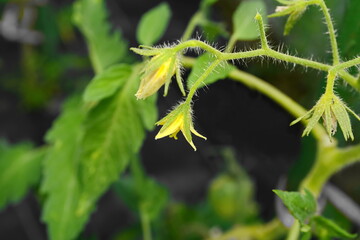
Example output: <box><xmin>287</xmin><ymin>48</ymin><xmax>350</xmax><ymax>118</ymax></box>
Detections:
<box><xmin>273</xmin><ymin>189</ymin><xmax>317</xmax><ymax>224</ymax></box>
<box><xmin>73</xmin><ymin>0</ymin><xmax>128</xmax><ymax>73</ymax></box>
<box><xmin>136</xmin><ymin>2</ymin><xmax>171</xmax><ymax>46</ymax></box>
<box><xmin>41</xmin><ymin>97</ymin><xmax>89</xmax><ymax>240</ymax></box>
<box><xmin>77</xmin><ymin>65</ymin><xmax>157</xmax><ymax>215</ymax></box>
<box><xmin>83</xmin><ymin>64</ymin><xmax>132</xmax><ymax>103</ymax></box>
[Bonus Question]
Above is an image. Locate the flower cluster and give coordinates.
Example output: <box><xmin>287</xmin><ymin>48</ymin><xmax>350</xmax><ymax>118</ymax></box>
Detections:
<box><xmin>132</xmin><ymin>45</ymin><xmax>206</xmax><ymax>150</ymax></box>
<box><xmin>291</xmin><ymin>92</ymin><xmax>360</xmax><ymax>141</ymax></box>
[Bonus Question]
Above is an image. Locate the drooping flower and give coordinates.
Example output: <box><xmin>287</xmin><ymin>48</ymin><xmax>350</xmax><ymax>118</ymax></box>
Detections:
<box><xmin>131</xmin><ymin>46</ymin><xmax>185</xmax><ymax>99</ymax></box>
<box><xmin>291</xmin><ymin>93</ymin><xmax>360</xmax><ymax>141</ymax></box>
<box><xmin>155</xmin><ymin>102</ymin><xmax>206</xmax><ymax>151</ymax></box>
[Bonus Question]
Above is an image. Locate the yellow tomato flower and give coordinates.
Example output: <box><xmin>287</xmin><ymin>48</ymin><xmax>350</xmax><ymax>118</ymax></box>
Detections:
<box><xmin>155</xmin><ymin>102</ymin><xmax>206</xmax><ymax>151</ymax></box>
<box><xmin>131</xmin><ymin>46</ymin><xmax>185</xmax><ymax>100</ymax></box>
<box><xmin>135</xmin><ymin>56</ymin><xmax>176</xmax><ymax>99</ymax></box>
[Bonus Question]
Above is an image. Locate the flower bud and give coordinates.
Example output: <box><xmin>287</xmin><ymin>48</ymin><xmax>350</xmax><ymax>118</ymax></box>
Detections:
<box><xmin>131</xmin><ymin>46</ymin><xmax>185</xmax><ymax>99</ymax></box>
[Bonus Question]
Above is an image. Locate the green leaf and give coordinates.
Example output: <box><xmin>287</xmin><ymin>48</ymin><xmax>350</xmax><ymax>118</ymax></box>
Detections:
<box><xmin>200</xmin><ymin>20</ymin><xmax>229</xmax><ymax>42</ymax></box>
<box><xmin>273</xmin><ymin>189</ymin><xmax>317</xmax><ymax>224</ymax></box>
<box><xmin>311</xmin><ymin>216</ymin><xmax>357</xmax><ymax>239</ymax></box>
<box><xmin>77</xmin><ymin>65</ymin><xmax>157</xmax><ymax>215</ymax></box>
<box><xmin>136</xmin><ymin>2</ymin><xmax>172</xmax><ymax>46</ymax></box>
<box><xmin>41</xmin><ymin>97</ymin><xmax>89</xmax><ymax>240</ymax></box>
<box><xmin>139</xmin><ymin>178</ymin><xmax>168</xmax><ymax>221</ymax></box>
<box><xmin>73</xmin><ymin>0</ymin><xmax>128</xmax><ymax>73</ymax></box>
<box><xmin>232</xmin><ymin>0</ymin><xmax>267</xmax><ymax>41</ymax></box>
<box><xmin>187</xmin><ymin>53</ymin><xmax>234</xmax><ymax>90</ymax></box>
<box><xmin>114</xmin><ymin>156</ymin><xmax>168</xmax><ymax>221</ymax></box>
<box><xmin>0</xmin><ymin>142</ymin><xmax>45</xmax><ymax>209</ymax></box>
<box><xmin>338</xmin><ymin>1</ymin><xmax>360</xmax><ymax>59</ymax></box>
<box><xmin>83</xmin><ymin>64</ymin><xmax>132</xmax><ymax>103</ymax></box>
<box><xmin>200</xmin><ymin>0</ymin><xmax>218</xmax><ymax>10</ymax></box>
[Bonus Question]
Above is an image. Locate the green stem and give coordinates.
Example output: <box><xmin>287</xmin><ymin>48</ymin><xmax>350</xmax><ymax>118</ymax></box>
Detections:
<box><xmin>181</xmin><ymin>11</ymin><xmax>203</xmax><ymax>41</ymax></box>
<box><xmin>301</xmin><ymin>143</ymin><xmax>360</xmax><ymax>197</ymax></box>
<box><xmin>213</xmin><ymin>219</ymin><xmax>286</xmax><ymax>240</ymax></box>
<box><xmin>182</xmin><ymin>56</ymin><xmax>328</xmax><ymax>141</ymax></box>
<box><xmin>225</xmin><ymin>34</ymin><xmax>238</xmax><ymax>53</ymax></box>
<box><xmin>140</xmin><ymin>210</ymin><xmax>152</xmax><ymax>240</ymax></box>
<box><xmin>331</xmin><ymin>57</ymin><xmax>360</xmax><ymax>72</ymax></box>
<box><xmin>264</xmin><ymin>49</ymin><xmax>329</xmax><ymax>71</ymax></box>
<box><xmin>325</xmin><ymin>72</ymin><xmax>336</xmax><ymax>94</ymax></box>
<box><xmin>286</xmin><ymin>220</ymin><xmax>300</xmax><ymax>240</ymax></box>
<box><xmin>186</xmin><ymin>59</ymin><xmax>222</xmax><ymax>104</ymax></box>
<box><xmin>317</xmin><ymin>0</ymin><xmax>340</xmax><ymax>65</ymax></box>
<box><xmin>174</xmin><ymin>39</ymin><xmax>222</xmax><ymax>58</ymax></box>
<box><xmin>255</xmin><ymin>13</ymin><xmax>270</xmax><ymax>50</ymax></box>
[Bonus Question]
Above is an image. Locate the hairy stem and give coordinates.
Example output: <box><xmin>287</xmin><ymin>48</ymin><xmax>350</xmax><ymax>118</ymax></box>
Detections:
<box><xmin>182</xmin><ymin>56</ymin><xmax>328</xmax><ymax>141</ymax></box>
<box><xmin>332</xmin><ymin>56</ymin><xmax>360</xmax><ymax>72</ymax></box>
<box><xmin>185</xmin><ymin>59</ymin><xmax>222</xmax><ymax>104</ymax></box>
<box><xmin>316</xmin><ymin>0</ymin><xmax>340</xmax><ymax>65</ymax></box>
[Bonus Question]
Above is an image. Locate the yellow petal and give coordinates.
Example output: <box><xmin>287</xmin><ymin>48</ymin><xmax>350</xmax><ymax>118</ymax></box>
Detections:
<box><xmin>155</xmin><ymin>115</ymin><xmax>184</xmax><ymax>139</ymax></box>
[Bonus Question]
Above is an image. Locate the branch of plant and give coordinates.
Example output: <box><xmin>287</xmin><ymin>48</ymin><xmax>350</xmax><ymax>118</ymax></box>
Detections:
<box><xmin>173</xmin><ymin>39</ymin><xmax>360</xmax><ymax>91</ymax></box>
<box><xmin>182</xmin><ymin>56</ymin><xmax>328</xmax><ymax>143</ymax></box>
<box><xmin>209</xmin><ymin>219</ymin><xmax>286</xmax><ymax>240</ymax></box>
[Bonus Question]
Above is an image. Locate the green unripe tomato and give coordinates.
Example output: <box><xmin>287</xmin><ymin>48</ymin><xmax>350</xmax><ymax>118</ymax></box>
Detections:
<box><xmin>208</xmin><ymin>173</ymin><xmax>256</xmax><ymax>222</ymax></box>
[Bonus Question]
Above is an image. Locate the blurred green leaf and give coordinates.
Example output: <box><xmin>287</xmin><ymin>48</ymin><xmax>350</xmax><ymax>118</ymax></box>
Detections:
<box><xmin>136</xmin><ymin>2</ymin><xmax>172</xmax><ymax>46</ymax></box>
<box><xmin>41</xmin><ymin>97</ymin><xmax>89</xmax><ymax>240</ymax></box>
<box><xmin>83</xmin><ymin>64</ymin><xmax>132</xmax><ymax>103</ymax></box>
<box><xmin>287</xmin><ymin>136</ymin><xmax>317</xmax><ymax>190</ymax></box>
<box><xmin>232</xmin><ymin>0</ymin><xmax>267</xmax><ymax>41</ymax></box>
<box><xmin>0</xmin><ymin>142</ymin><xmax>45</xmax><ymax>209</ymax></box>
<box><xmin>187</xmin><ymin>53</ymin><xmax>234</xmax><ymax>90</ymax></box>
<box><xmin>273</xmin><ymin>189</ymin><xmax>317</xmax><ymax>224</ymax></box>
<box><xmin>338</xmin><ymin>1</ymin><xmax>360</xmax><ymax>59</ymax></box>
<box><xmin>200</xmin><ymin>0</ymin><xmax>218</xmax><ymax>10</ymax></box>
<box><xmin>311</xmin><ymin>216</ymin><xmax>357</xmax><ymax>239</ymax></box>
<box><xmin>73</xmin><ymin>0</ymin><xmax>128</xmax><ymax>73</ymax></box>
<box><xmin>77</xmin><ymin>65</ymin><xmax>157</xmax><ymax>215</ymax></box>
<box><xmin>114</xmin><ymin>156</ymin><xmax>168</xmax><ymax>222</ymax></box>
<box><xmin>200</xmin><ymin>20</ymin><xmax>229</xmax><ymax>42</ymax></box>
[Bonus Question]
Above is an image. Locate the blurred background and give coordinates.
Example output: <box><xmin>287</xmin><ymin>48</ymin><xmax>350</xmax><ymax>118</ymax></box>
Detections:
<box><xmin>0</xmin><ymin>0</ymin><xmax>359</xmax><ymax>239</ymax></box>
